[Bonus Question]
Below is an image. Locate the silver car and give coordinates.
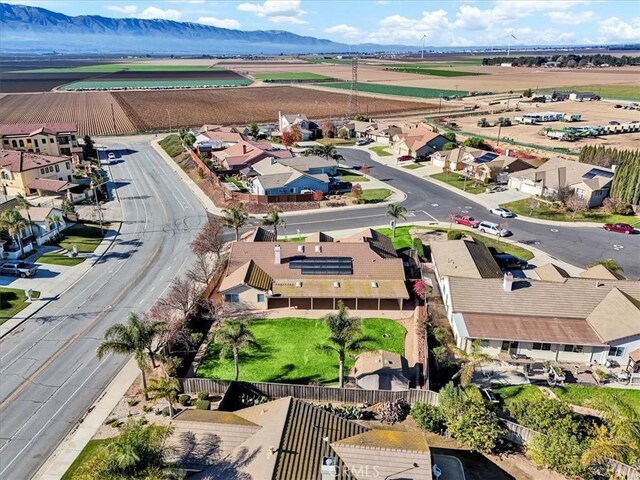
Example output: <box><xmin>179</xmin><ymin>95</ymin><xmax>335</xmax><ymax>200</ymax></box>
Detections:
<box><xmin>0</xmin><ymin>261</ymin><xmax>38</xmax><ymax>278</ymax></box>
<box><xmin>478</xmin><ymin>221</ymin><xmax>511</xmax><ymax>237</ymax></box>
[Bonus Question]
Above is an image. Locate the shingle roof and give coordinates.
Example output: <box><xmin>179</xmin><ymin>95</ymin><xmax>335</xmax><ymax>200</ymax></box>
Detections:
<box><xmin>27</xmin><ymin>178</ymin><xmax>77</xmax><ymax>192</ymax></box>
<box><xmin>306</xmin><ymin>231</ymin><xmax>334</xmax><ymax>243</ymax></box>
<box><xmin>431</xmin><ymin>240</ymin><xmax>502</xmax><ymax>279</ymax></box>
<box><xmin>0</xmin><ymin>150</ymin><xmax>70</xmax><ymax>172</ymax></box>
<box><xmin>580</xmin><ymin>264</ymin><xmax>625</xmax><ymax>281</ymax></box>
<box><xmin>246</xmin><ymin>227</ymin><xmax>277</xmax><ymax>242</ymax></box>
<box><xmin>508</xmin><ymin>157</ymin><xmax>614</xmax><ymax>191</ymax></box>
<box><xmin>586</xmin><ymin>288</ymin><xmax>640</xmax><ymax>342</ymax></box>
<box><xmin>277</xmin><ymin>155</ymin><xmax>336</xmax><ymax>172</ymax></box>
<box><xmin>535</xmin><ymin>263</ymin><xmax>570</xmax><ymax>282</ymax></box>
<box><xmin>19</xmin><ymin>206</ymin><xmax>60</xmax><ymax>223</ymax></box>
<box><xmin>0</xmin><ymin>123</ymin><xmax>77</xmax><ymax>136</ymax></box>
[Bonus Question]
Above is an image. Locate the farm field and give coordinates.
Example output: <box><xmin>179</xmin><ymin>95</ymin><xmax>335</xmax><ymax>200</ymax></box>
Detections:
<box><xmin>319</xmin><ymin>82</ymin><xmax>467</xmax><ymax>99</ymax></box>
<box><xmin>253</xmin><ymin>72</ymin><xmax>333</xmax><ymax>81</ymax></box>
<box><xmin>0</xmin><ymin>92</ymin><xmax>136</xmax><ymax>135</ymax></box>
<box><xmin>383</xmin><ymin>67</ymin><xmax>484</xmax><ymax>77</ymax></box>
<box><xmin>558</xmin><ymin>84</ymin><xmax>640</xmax><ymax>101</ymax></box>
<box><xmin>16</xmin><ymin>63</ymin><xmax>223</xmax><ymax>73</ymax></box>
<box><xmin>112</xmin><ymin>86</ymin><xmax>434</xmax><ymax>132</ymax></box>
<box><xmin>61</xmin><ymin>78</ymin><xmax>251</xmax><ymax>90</ymax></box>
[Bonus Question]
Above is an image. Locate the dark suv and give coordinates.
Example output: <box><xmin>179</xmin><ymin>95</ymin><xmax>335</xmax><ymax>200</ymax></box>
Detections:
<box><xmin>494</xmin><ymin>254</ymin><xmax>528</xmax><ymax>270</ymax></box>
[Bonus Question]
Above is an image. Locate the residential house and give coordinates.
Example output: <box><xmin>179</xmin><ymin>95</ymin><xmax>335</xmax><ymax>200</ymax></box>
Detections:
<box><xmin>213</xmin><ymin>141</ymin><xmax>293</xmax><ymax>170</ymax></box>
<box><xmin>579</xmin><ymin>264</ymin><xmax>626</xmax><ymax>281</ymax></box>
<box><xmin>2</xmin><ymin>206</ymin><xmax>68</xmax><ymax>259</ymax></box>
<box><xmin>0</xmin><ymin>150</ymin><xmax>77</xmax><ymax>198</ymax></box>
<box><xmin>391</xmin><ymin>124</ymin><xmax>449</xmax><ymax>158</ymax></box>
<box><xmin>368</xmin><ymin>123</ymin><xmax>402</xmax><ymax>144</ymax></box>
<box><xmin>218</xmin><ymin>228</ymin><xmax>409</xmax><ymax>311</ymax></box>
<box><xmin>431</xmin><ymin>147</ymin><xmax>484</xmax><ymax>170</ymax></box>
<box><xmin>349</xmin><ymin>120</ymin><xmax>378</xmax><ymax>138</ymax></box>
<box><xmin>248</xmin><ymin>157</ymin><xmax>331</xmax><ymax>195</ymax></box>
<box><xmin>277</xmin><ymin>155</ymin><xmax>338</xmax><ymax>176</ymax></box>
<box><xmin>172</xmin><ymin>397</ymin><xmax>433</xmax><ymax>480</ymax></box>
<box><xmin>461</xmin><ymin>152</ymin><xmax>543</xmax><ymax>183</ymax></box>
<box><xmin>508</xmin><ymin>157</ymin><xmax>614</xmax><ymax>207</ymax></box>
<box><xmin>439</xmin><ymin>274</ymin><xmax>640</xmax><ymax>367</ymax></box>
<box><xmin>351</xmin><ymin>350</ymin><xmax>410</xmax><ymax>391</ymax></box>
<box><xmin>0</xmin><ymin>123</ymin><xmax>81</xmax><ymax>159</ymax></box>
<box><xmin>278</xmin><ymin>112</ymin><xmax>319</xmax><ymax>141</ymax></box>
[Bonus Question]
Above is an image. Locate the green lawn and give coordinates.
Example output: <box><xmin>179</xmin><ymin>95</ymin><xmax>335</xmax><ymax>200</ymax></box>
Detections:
<box><xmin>500</xmin><ymin>199</ymin><xmax>640</xmax><ymax>225</ymax></box>
<box><xmin>253</xmin><ymin>72</ymin><xmax>332</xmax><ymax>81</ymax></box>
<box><xmin>491</xmin><ymin>385</ymin><xmax>545</xmax><ymax>406</ymax></box>
<box><xmin>403</xmin><ymin>163</ymin><xmax>425</xmax><ymax>170</ymax></box>
<box><xmin>558</xmin><ymin>84</ymin><xmax>640</xmax><ymax>101</ymax></box>
<box><xmin>384</xmin><ymin>67</ymin><xmax>484</xmax><ymax>77</ymax></box>
<box><xmin>376</xmin><ymin>227</ymin><xmax>415</xmax><ymax>250</ymax></box>
<box><xmin>159</xmin><ymin>134</ymin><xmax>183</xmax><ymax>157</ymax></box>
<box><xmin>61</xmin><ymin>438</ymin><xmax>113</xmax><ymax>480</ymax></box>
<box><xmin>36</xmin><ymin>252</ymin><xmax>85</xmax><ymax>266</ymax></box>
<box><xmin>225</xmin><ymin>176</ymin><xmax>249</xmax><ymax>192</ymax></box>
<box><xmin>348</xmin><ymin>188</ymin><xmax>392</xmax><ymax>204</ymax></box>
<box><xmin>61</xmin><ymin>79</ymin><xmax>252</xmax><ymax>90</ymax></box>
<box><xmin>430</xmin><ymin>172</ymin><xmax>486</xmax><ymax>194</ymax></box>
<box><xmin>19</xmin><ymin>64</ymin><xmax>223</xmax><ymax>73</ymax></box>
<box><xmin>337</xmin><ymin>168</ymin><xmax>369</xmax><ymax>182</ymax></box>
<box><xmin>197</xmin><ymin>317</ymin><xmax>406</xmax><ymax>384</ymax></box>
<box><xmin>57</xmin><ymin>224</ymin><xmax>104</xmax><ymax>253</ymax></box>
<box><xmin>317</xmin><ymin>138</ymin><xmax>356</xmax><ymax>146</ymax></box>
<box><xmin>369</xmin><ymin>146</ymin><xmax>392</xmax><ymax>156</ymax></box>
<box><xmin>321</xmin><ymin>82</ymin><xmax>468</xmax><ymax>99</ymax></box>
<box><xmin>0</xmin><ymin>288</ymin><xmax>41</xmax><ymax>324</ymax></box>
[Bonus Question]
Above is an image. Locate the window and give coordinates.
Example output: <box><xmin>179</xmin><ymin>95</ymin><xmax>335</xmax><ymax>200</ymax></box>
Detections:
<box><xmin>40</xmin><ymin>168</ymin><xmax>45</xmax><ymax>175</ymax></box>
<box><xmin>479</xmin><ymin>339</ymin><xmax>489</xmax><ymax>347</ymax></box>
<box><xmin>11</xmin><ymin>140</ymin><xmax>17</xmax><ymax>148</ymax></box>
<box><xmin>42</xmin><ymin>138</ymin><xmax>46</xmax><ymax>144</ymax></box>
<box><xmin>34</xmin><ymin>139</ymin><xmax>38</xmax><ymax>147</ymax></box>
<box><xmin>575</xmin><ymin>188</ymin><xmax>586</xmax><ymax>199</ymax></box>
<box><xmin>1</xmin><ymin>171</ymin><xmax>10</xmax><ymax>180</ymax></box>
<box><xmin>224</xmin><ymin>294</ymin><xmax>239</xmax><ymax>303</ymax></box>
<box><xmin>608</xmin><ymin>346</ymin><xmax>625</xmax><ymax>357</ymax></box>
<box><xmin>65</xmin><ymin>162</ymin><xmax>70</xmax><ymax>170</ymax></box>
<box><xmin>564</xmin><ymin>344</ymin><xmax>583</xmax><ymax>353</ymax></box>
<box><xmin>533</xmin><ymin>343</ymin><xmax>551</xmax><ymax>351</ymax></box>
<box><xmin>257</xmin><ymin>294</ymin><xmax>265</xmax><ymax>303</ymax></box>
<box><xmin>55</xmin><ymin>165</ymin><xmax>60</xmax><ymax>172</ymax></box>
<box><xmin>19</xmin><ymin>140</ymin><xmax>24</xmax><ymax>147</ymax></box>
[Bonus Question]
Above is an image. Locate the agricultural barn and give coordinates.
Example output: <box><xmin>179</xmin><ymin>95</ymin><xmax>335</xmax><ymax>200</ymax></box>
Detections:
<box><xmin>218</xmin><ymin>228</ymin><xmax>409</xmax><ymax>311</ymax></box>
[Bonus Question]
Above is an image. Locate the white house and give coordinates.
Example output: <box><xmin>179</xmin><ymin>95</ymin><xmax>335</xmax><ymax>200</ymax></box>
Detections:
<box><xmin>2</xmin><ymin>206</ymin><xmax>68</xmax><ymax>259</ymax></box>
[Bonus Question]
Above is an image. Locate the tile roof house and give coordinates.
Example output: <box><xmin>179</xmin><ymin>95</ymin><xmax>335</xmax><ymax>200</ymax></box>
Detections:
<box><xmin>172</xmin><ymin>397</ymin><xmax>433</xmax><ymax>480</ymax></box>
<box><xmin>213</xmin><ymin>141</ymin><xmax>293</xmax><ymax>170</ymax></box>
<box><xmin>0</xmin><ymin>123</ymin><xmax>80</xmax><ymax>159</ymax></box>
<box><xmin>391</xmin><ymin>124</ymin><xmax>449</xmax><ymax>158</ymax></box>
<box><xmin>219</xmin><ymin>228</ymin><xmax>409</xmax><ymax>311</ymax></box>
<box><xmin>248</xmin><ymin>157</ymin><xmax>330</xmax><ymax>195</ymax></box>
<box><xmin>440</xmin><ymin>274</ymin><xmax>640</xmax><ymax>367</ymax></box>
<box><xmin>0</xmin><ymin>150</ymin><xmax>76</xmax><ymax>197</ymax></box>
<box><xmin>508</xmin><ymin>157</ymin><xmax>614</xmax><ymax>207</ymax></box>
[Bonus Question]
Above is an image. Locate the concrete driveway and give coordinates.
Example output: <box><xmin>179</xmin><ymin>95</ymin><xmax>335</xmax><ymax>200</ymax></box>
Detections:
<box><xmin>0</xmin><ymin>263</ymin><xmax>67</xmax><ymax>296</ymax></box>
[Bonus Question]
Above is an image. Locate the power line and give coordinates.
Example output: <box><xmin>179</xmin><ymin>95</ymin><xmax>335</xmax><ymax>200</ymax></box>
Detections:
<box><xmin>348</xmin><ymin>56</ymin><xmax>359</xmax><ymax>118</ymax></box>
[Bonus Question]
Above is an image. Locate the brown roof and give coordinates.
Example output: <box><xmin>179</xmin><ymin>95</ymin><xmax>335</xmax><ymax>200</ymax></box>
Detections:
<box><xmin>306</xmin><ymin>231</ymin><xmax>334</xmax><ymax>243</ymax></box>
<box><xmin>245</xmin><ymin>226</ymin><xmax>276</xmax><ymax>242</ymax></box>
<box><xmin>431</xmin><ymin>239</ymin><xmax>502</xmax><ymax>279</ymax></box>
<box><xmin>0</xmin><ymin>123</ymin><xmax>77</xmax><ymax>136</ymax></box>
<box><xmin>216</xmin><ymin>141</ymin><xmax>293</xmax><ymax>168</ymax></box>
<box><xmin>586</xmin><ymin>288</ymin><xmax>640</xmax><ymax>342</ymax></box>
<box><xmin>202</xmin><ymin>131</ymin><xmax>245</xmax><ymax>143</ymax></box>
<box><xmin>580</xmin><ymin>264</ymin><xmax>626</xmax><ymax>280</ymax></box>
<box><xmin>535</xmin><ymin>263</ymin><xmax>570</xmax><ymax>282</ymax></box>
<box><xmin>629</xmin><ymin>348</ymin><xmax>640</xmax><ymax>363</ymax></box>
<box><xmin>219</xmin><ymin>260</ymin><xmax>273</xmax><ymax>293</ymax></box>
<box><xmin>27</xmin><ymin>178</ymin><xmax>77</xmax><ymax>192</ymax></box>
<box><xmin>342</xmin><ymin>228</ymin><xmax>398</xmax><ymax>259</ymax></box>
<box><xmin>174</xmin><ymin>409</ymin><xmax>259</xmax><ymax>427</ymax></box>
<box><xmin>462</xmin><ymin>312</ymin><xmax>605</xmax><ymax>345</ymax></box>
<box><xmin>0</xmin><ymin>150</ymin><xmax>70</xmax><ymax>172</ymax></box>
<box><xmin>19</xmin><ymin>206</ymin><xmax>61</xmax><ymax>223</ymax></box>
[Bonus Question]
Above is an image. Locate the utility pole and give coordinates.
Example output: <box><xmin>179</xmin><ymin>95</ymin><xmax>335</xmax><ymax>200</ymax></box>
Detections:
<box><xmin>348</xmin><ymin>56</ymin><xmax>359</xmax><ymax>118</ymax></box>
<box><xmin>90</xmin><ymin>179</ymin><xmax>104</xmax><ymax>235</ymax></box>
<box><xmin>166</xmin><ymin>108</ymin><xmax>172</xmax><ymax>132</ymax></box>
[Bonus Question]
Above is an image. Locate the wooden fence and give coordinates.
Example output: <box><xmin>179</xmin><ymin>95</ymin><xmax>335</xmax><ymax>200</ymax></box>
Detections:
<box><xmin>499</xmin><ymin>418</ymin><xmax>537</xmax><ymax>446</ymax></box>
<box><xmin>181</xmin><ymin>378</ymin><xmax>439</xmax><ymax>406</ymax></box>
<box><xmin>607</xmin><ymin>459</ymin><xmax>640</xmax><ymax>480</ymax></box>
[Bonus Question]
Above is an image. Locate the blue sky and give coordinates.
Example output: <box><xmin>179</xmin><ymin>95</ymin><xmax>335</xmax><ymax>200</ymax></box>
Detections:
<box><xmin>6</xmin><ymin>0</ymin><xmax>640</xmax><ymax>46</ymax></box>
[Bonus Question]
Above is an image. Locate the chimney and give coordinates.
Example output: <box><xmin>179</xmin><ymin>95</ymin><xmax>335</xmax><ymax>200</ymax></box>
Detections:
<box><xmin>274</xmin><ymin>244</ymin><xmax>281</xmax><ymax>264</ymax></box>
<box><xmin>243</xmin><ymin>144</ymin><xmax>248</xmax><ymax>154</ymax></box>
<box><xmin>503</xmin><ymin>273</ymin><xmax>514</xmax><ymax>292</ymax></box>
<box><xmin>505</xmin><ymin>148</ymin><xmax>511</xmax><ymax>157</ymax></box>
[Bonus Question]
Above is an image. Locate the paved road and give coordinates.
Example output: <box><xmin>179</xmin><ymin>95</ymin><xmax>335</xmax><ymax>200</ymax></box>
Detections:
<box><xmin>0</xmin><ymin>135</ymin><xmax>206</xmax><ymax>479</ymax></box>
<box><xmin>282</xmin><ymin>149</ymin><xmax>640</xmax><ymax>279</ymax></box>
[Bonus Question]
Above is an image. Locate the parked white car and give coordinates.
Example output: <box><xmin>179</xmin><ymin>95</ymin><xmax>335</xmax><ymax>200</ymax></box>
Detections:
<box><xmin>478</xmin><ymin>221</ymin><xmax>511</xmax><ymax>237</ymax></box>
<box><xmin>490</xmin><ymin>207</ymin><xmax>515</xmax><ymax>218</ymax></box>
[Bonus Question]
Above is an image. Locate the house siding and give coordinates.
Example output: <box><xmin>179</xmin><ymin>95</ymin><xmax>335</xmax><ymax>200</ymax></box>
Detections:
<box><xmin>262</xmin><ymin>176</ymin><xmax>328</xmax><ymax>195</ymax></box>
<box><xmin>222</xmin><ymin>285</ymin><xmax>266</xmax><ymax>310</ymax></box>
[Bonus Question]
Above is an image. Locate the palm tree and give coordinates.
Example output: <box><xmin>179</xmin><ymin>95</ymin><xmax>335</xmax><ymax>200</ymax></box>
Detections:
<box><xmin>452</xmin><ymin>340</ymin><xmax>492</xmax><ymax>387</ymax></box>
<box><xmin>385</xmin><ymin>203</ymin><xmax>407</xmax><ymax>238</ymax></box>
<box><xmin>97</xmin><ymin>312</ymin><xmax>166</xmax><ymax>400</ymax></box>
<box><xmin>214</xmin><ymin>319</ymin><xmax>259</xmax><ymax>381</ymax></box>
<box><xmin>0</xmin><ymin>209</ymin><xmax>28</xmax><ymax>258</ymax></box>
<box><xmin>261</xmin><ymin>207</ymin><xmax>286</xmax><ymax>238</ymax></box>
<box><xmin>222</xmin><ymin>202</ymin><xmax>249</xmax><ymax>242</ymax></box>
<box><xmin>15</xmin><ymin>193</ymin><xmax>34</xmax><ymax>238</ymax></box>
<box><xmin>317</xmin><ymin>301</ymin><xmax>371</xmax><ymax>388</ymax></box>
<box><xmin>145</xmin><ymin>377</ymin><xmax>181</xmax><ymax>418</ymax></box>
<box><xmin>306</xmin><ymin>144</ymin><xmax>343</xmax><ymax>165</ymax></box>
<box><xmin>47</xmin><ymin>214</ymin><xmax>62</xmax><ymax>239</ymax></box>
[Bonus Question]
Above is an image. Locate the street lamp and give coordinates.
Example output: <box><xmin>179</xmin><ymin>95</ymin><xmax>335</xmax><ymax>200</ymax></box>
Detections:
<box><xmin>90</xmin><ymin>179</ymin><xmax>104</xmax><ymax>235</ymax></box>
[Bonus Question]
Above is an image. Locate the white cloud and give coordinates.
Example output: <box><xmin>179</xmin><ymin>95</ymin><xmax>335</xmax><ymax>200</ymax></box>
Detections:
<box><xmin>547</xmin><ymin>10</ymin><xmax>595</xmax><ymax>25</ymax></box>
<box><xmin>268</xmin><ymin>16</ymin><xmax>307</xmax><ymax>25</ymax></box>
<box><xmin>598</xmin><ymin>16</ymin><xmax>640</xmax><ymax>41</ymax></box>
<box><xmin>453</xmin><ymin>5</ymin><xmax>491</xmax><ymax>31</ymax></box>
<box><xmin>237</xmin><ymin>0</ymin><xmax>306</xmax><ymax>24</ymax></box>
<box><xmin>376</xmin><ymin>0</ymin><xmax>389</xmax><ymax>4</ymax></box>
<box><xmin>368</xmin><ymin>10</ymin><xmax>452</xmax><ymax>44</ymax></box>
<box><xmin>166</xmin><ymin>0</ymin><xmax>205</xmax><ymax>3</ymax></box>
<box><xmin>324</xmin><ymin>24</ymin><xmax>360</xmax><ymax>39</ymax></box>
<box><xmin>139</xmin><ymin>6</ymin><xmax>182</xmax><ymax>20</ymax></box>
<box><xmin>106</xmin><ymin>5</ymin><xmax>138</xmax><ymax>15</ymax></box>
<box><xmin>197</xmin><ymin>16</ymin><xmax>241</xmax><ymax>29</ymax></box>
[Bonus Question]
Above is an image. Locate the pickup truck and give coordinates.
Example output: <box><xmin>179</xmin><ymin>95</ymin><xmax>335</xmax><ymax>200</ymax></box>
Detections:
<box><xmin>0</xmin><ymin>261</ymin><xmax>38</xmax><ymax>278</ymax></box>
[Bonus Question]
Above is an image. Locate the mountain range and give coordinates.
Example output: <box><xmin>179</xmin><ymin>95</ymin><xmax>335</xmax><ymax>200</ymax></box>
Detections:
<box><xmin>0</xmin><ymin>3</ymin><xmax>403</xmax><ymax>55</ymax></box>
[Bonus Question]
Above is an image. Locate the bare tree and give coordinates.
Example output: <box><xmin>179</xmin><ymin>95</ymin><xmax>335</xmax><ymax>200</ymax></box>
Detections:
<box><xmin>190</xmin><ymin>216</ymin><xmax>225</xmax><ymax>258</ymax></box>
<box><xmin>565</xmin><ymin>195</ymin><xmax>589</xmax><ymax>220</ymax></box>
<box><xmin>157</xmin><ymin>277</ymin><xmax>204</xmax><ymax>321</ymax></box>
<box><xmin>187</xmin><ymin>253</ymin><xmax>223</xmax><ymax>286</ymax></box>
<box><xmin>553</xmin><ymin>185</ymin><xmax>573</xmax><ymax>204</ymax></box>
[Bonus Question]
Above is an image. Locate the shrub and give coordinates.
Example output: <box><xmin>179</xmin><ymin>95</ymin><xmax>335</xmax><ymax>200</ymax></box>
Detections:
<box><xmin>127</xmin><ymin>398</ymin><xmax>139</xmax><ymax>407</ymax></box>
<box><xmin>443</xmin><ymin>132</ymin><xmax>457</xmax><ymax>142</ymax></box>
<box><xmin>411</xmin><ymin>402</ymin><xmax>445</xmax><ymax>433</ymax></box>
<box><xmin>602</xmin><ymin>197</ymin><xmax>633</xmax><ymax>215</ymax></box>
<box><xmin>442</xmin><ymin>142</ymin><xmax>457</xmax><ymax>151</ymax></box>
<box><xmin>376</xmin><ymin>398</ymin><xmax>409</xmax><ymax>425</ymax></box>
<box><xmin>447</xmin><ymin>230</ymin><xmax>463</xmax><ymax>240</ymax></box>
<box><xmin>197</xmin><ymin>167</ymin><xmax>205</xmax><ymax>179</ymax></box>
<box><xmin>178</xmin><ymin>394</ymin><xmax>191</xmax><ymax>406</ymax></box>
<box><xmin>318</xmin><ymin>404</ymin><xmax>363</xmax><ymax>420</ymax></box>
<box><xmin>142</xmin><ymin>405</ymin><xmax>153</xmax><ymax>413</ymax></box>
<box><xmin>312</xmin><ymin>190</ymin><xmax>324</xmax><ymax>201</ymax></box>
<box><xmin>351</xmin><ymin>183</ymin><xmax>363</xmax><ymax>202</ymax></box>
<box><xmin>196</xmin><ymin>391</ymin><xmax>209</xmax><ymax>401</ymax></box>
<box><xmin>195</xmin><ymin>399</ymin><xmax>211</xmax><ymax>410</ymax></box>
<box><xmin>412</xmin><ymin>238</ymin><xmax>424</xmax><ymax>259</ymax></box>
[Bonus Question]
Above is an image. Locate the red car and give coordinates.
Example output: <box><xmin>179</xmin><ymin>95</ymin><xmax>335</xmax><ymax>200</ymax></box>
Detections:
<box><xmin>396</xmin><ymin>155</ymin><xmax>413</xmax><ymax>162</ymax></box>
<box><xmin>603</xmin><ymin>223</ymin><xmax>635</xmax><ymax>234</ymax></box>
<box><xmin>452</xmin><ymin>215</ymin><xmax>480</xmax><ymax>228</ymax></box>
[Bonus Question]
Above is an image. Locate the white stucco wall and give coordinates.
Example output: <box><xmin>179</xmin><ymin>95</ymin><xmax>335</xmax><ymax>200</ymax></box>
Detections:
<box><xmin>222</xmin><ymin>285</ymin><xmax>267</xmax><ymax>310</ymax></box>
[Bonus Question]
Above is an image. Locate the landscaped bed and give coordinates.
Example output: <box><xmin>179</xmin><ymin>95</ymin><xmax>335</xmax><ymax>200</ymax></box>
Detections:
<box><xmin>57</xmin><ymin>223</ymin><xmax>104</xmax><ymax>253</ymax></box>
<box><xmin>197</xmin><ymin>317</ymin><xmax>405</xmax><ymax>384</ymax></box>
<box><xmin>500</xmin><ymin>199</ymin><xmax>639</xmax><ymax>225</ymax></box>
<box><xmin>403</xmin><ymin>163</ymin><xmax>425</xmax><ymax>170</ymax></box>
<box><xmin>336</xmin><ymin>168</ymin><xmax>369</xmax><ymax>182</ymax></box>
<box><xmin>61</xmin><ymin>438</ymin><xmax>113</xmax><ymax>480</ymax></box>
<box><xmin>369</xmin><ymin>146</ymin><xmax>392</xmax><ymax>156</ymax></box>
<box><xmin>0</xmin><ymin>287</ymin><xmax>41</xmax><ymax>324</ymax></box>
<box><xmin>36</xmin><ymin>252</ymin><xmax>85</xmax><ymax>266</ymax></box>
<box><xmin>348</xmin><ymin>188</ymin><xmax>392</xmax><ymax>204</ymax></box>
<box><xmin>430</xmin><ymin>172</ymin><xmax>486</xmax><ymax>194</ymax></box>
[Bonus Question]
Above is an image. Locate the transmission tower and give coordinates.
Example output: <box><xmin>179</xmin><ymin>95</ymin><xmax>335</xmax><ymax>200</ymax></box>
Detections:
<box><xmin>348</xmin><ymin>56</ymin><xmax>359</xmax><ymax>118</ymax></box>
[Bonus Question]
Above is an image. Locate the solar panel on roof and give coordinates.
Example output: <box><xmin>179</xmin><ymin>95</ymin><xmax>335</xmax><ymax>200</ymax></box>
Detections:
<box><xmin>289</xmin><ymin>257</ymin><xmax>353</xmax><ymax>275</ymax></box>
<box><xmin>474</xmin><ymin>152</ymin><xmax>499</xmax><ymax>164</ymax></box>
<box><xmin>583</xmin><ymin>168</ymin><xmax>614</xmax><ymax>179</ymax></box>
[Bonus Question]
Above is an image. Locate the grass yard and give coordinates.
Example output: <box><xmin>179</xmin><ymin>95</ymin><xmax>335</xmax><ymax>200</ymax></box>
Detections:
<box><xmin>61</xmin><ymin>438</ymin><xmax>113</xmax><ymax>480</ymax></box>
<box><xmin>0</xmin><ymin>288</ymin><xmax>41</xmax><ymax>324</ymax></box>
<box><xmin>501</xmin><ymin>199</ymin><xmax>640</xmax><ymax>225</ymax></box>
<box><xmin>197</xmin><ymin>317</ymin><xmax>405</xmax><ymax>384</ymax></box>
<box><xmin>337</xmin><ymin>168</ymin><xmax>369</xmax><ymax>182</ymax></box>
<box><xmin>225</xmin><ymin>176</ymin><xmax>249</xmax><ymax>192</ymax></box>
<box><xmin>20</xmin><ymin>64</ymin><xmax>223</xmax><ymax>73</ymax></box>
<box><xmin>491</xmin><ymin>385</ymin><xmax>545</xmax><ymax>407</ymax></box>
<box><xmin>369</xmin><ymin>146</ymin><xmax>392</xmax><ymax>156</ymax></box>
<box><xmin>61</xmin><ymin>79</ymin><xmax>252</xmax><ymax>90</ymax></box>
<box><xmin>57</xmin><ymin>224</ymin><xmax>104</xmax><ymax>253</ymax></box>
<box><xmin>253</xmin><ymin>72</ymin><xmax>332</xmax><ymax>81</ymax></box>
<box><xmin>348</xmin><ymin>188</ymin><xmax>392</xmax><ymax>204</ymax></box>
<box><xmin>430</xmin><ymin>172</ymin><xmax>486</xmax><ymax>194</ymax></box>
<box><xmin>559</xmin><ymin>84</ymin><xmax>640</xmax><ymax>101</ymax></box>
<box><xmin>384</xmin><ymin>67</ymin><xmax>484</xmax><ymax>77</ymax></box>
<box><xmin>36</xmin><ymin>252</ymin><xmax>85</xmax><ymax>266</ymax></box>
<box><xmin>317</xmin><ymin>138</ymin><xmax>356</xmax><ymax>146</ymax></box>
<box><xmin>321</xmin><ymin>82</ymin><xmax>468</xmax><ymax>99</ymax></box>
<box><xmin>159</xmin><ymin>134</ymin><xmax>183</xmax><ymax>157</ymax></box>
<box><xmin>403</xmin><ymin>163</ymin><xmax>425</xmax><ymax>170</ymax></box>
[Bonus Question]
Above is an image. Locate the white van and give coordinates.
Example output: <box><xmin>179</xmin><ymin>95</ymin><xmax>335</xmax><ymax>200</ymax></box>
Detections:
<box><xmin>478</xmin><ymin>221</ymin><xmax>511</xmax><ymax>237</ymax></box>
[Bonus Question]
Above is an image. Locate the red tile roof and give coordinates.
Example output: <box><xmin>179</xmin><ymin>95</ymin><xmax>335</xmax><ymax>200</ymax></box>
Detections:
<box><xmin>0</xmin><ymin>123</ymin><xmax>77</xmax><ymax>136</ymax></box>
<box><xmin>0</xmin><ymin>150</ymin><xmax>71</xmax><ymax>172</ymax></box>
<box><xmin>27</xmin><ymin>178</ymin><xmax>77</xmax><ymax>192</ymax></box>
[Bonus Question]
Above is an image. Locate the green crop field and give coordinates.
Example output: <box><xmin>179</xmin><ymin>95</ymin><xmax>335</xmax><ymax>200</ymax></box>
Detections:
<box><xmin>253</xmin><ymin>72</ymin><xmax>332</xmax><ymax>81</ymax></box>
<box><xmin>321</xmin><ymin>82</ymin><xmax>467</xmax><ymax>99</ymax></box>
<box><xmin>60</xmin><ymin>79</ymin><xmax>252</xmax><ymax>90</ymax></box>
<box><xmin>559</xmin><ymin>84</ymin><xmax>640</xmax><ymax>101</ymax></box>
<box><xmin>379</xmin><ymin>61</ymin><xmax>483</xmax><ymax>68</ymax></box>
<box><xmin>17</xmin><ymin>64</ymin><xmax>224</xmax><ymax>73</ymax></box>
<box><xmin>384</xmin><ymin>67</ymin><xmax>484</xmax><ymax>77</ymax></box>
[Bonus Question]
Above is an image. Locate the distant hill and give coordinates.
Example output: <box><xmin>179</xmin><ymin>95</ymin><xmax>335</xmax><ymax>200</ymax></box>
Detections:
<box><xmin>0</xmin><ymin>2</ymin><xmax>380</xmax><ymax>54</ymax></box>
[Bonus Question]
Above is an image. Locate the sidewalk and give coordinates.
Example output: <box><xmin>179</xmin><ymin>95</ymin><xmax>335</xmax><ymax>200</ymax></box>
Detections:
<box><xmin>33</xmin><ymin>358</ymin><xmax>140</xmax><ymax>480</ymax></box>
